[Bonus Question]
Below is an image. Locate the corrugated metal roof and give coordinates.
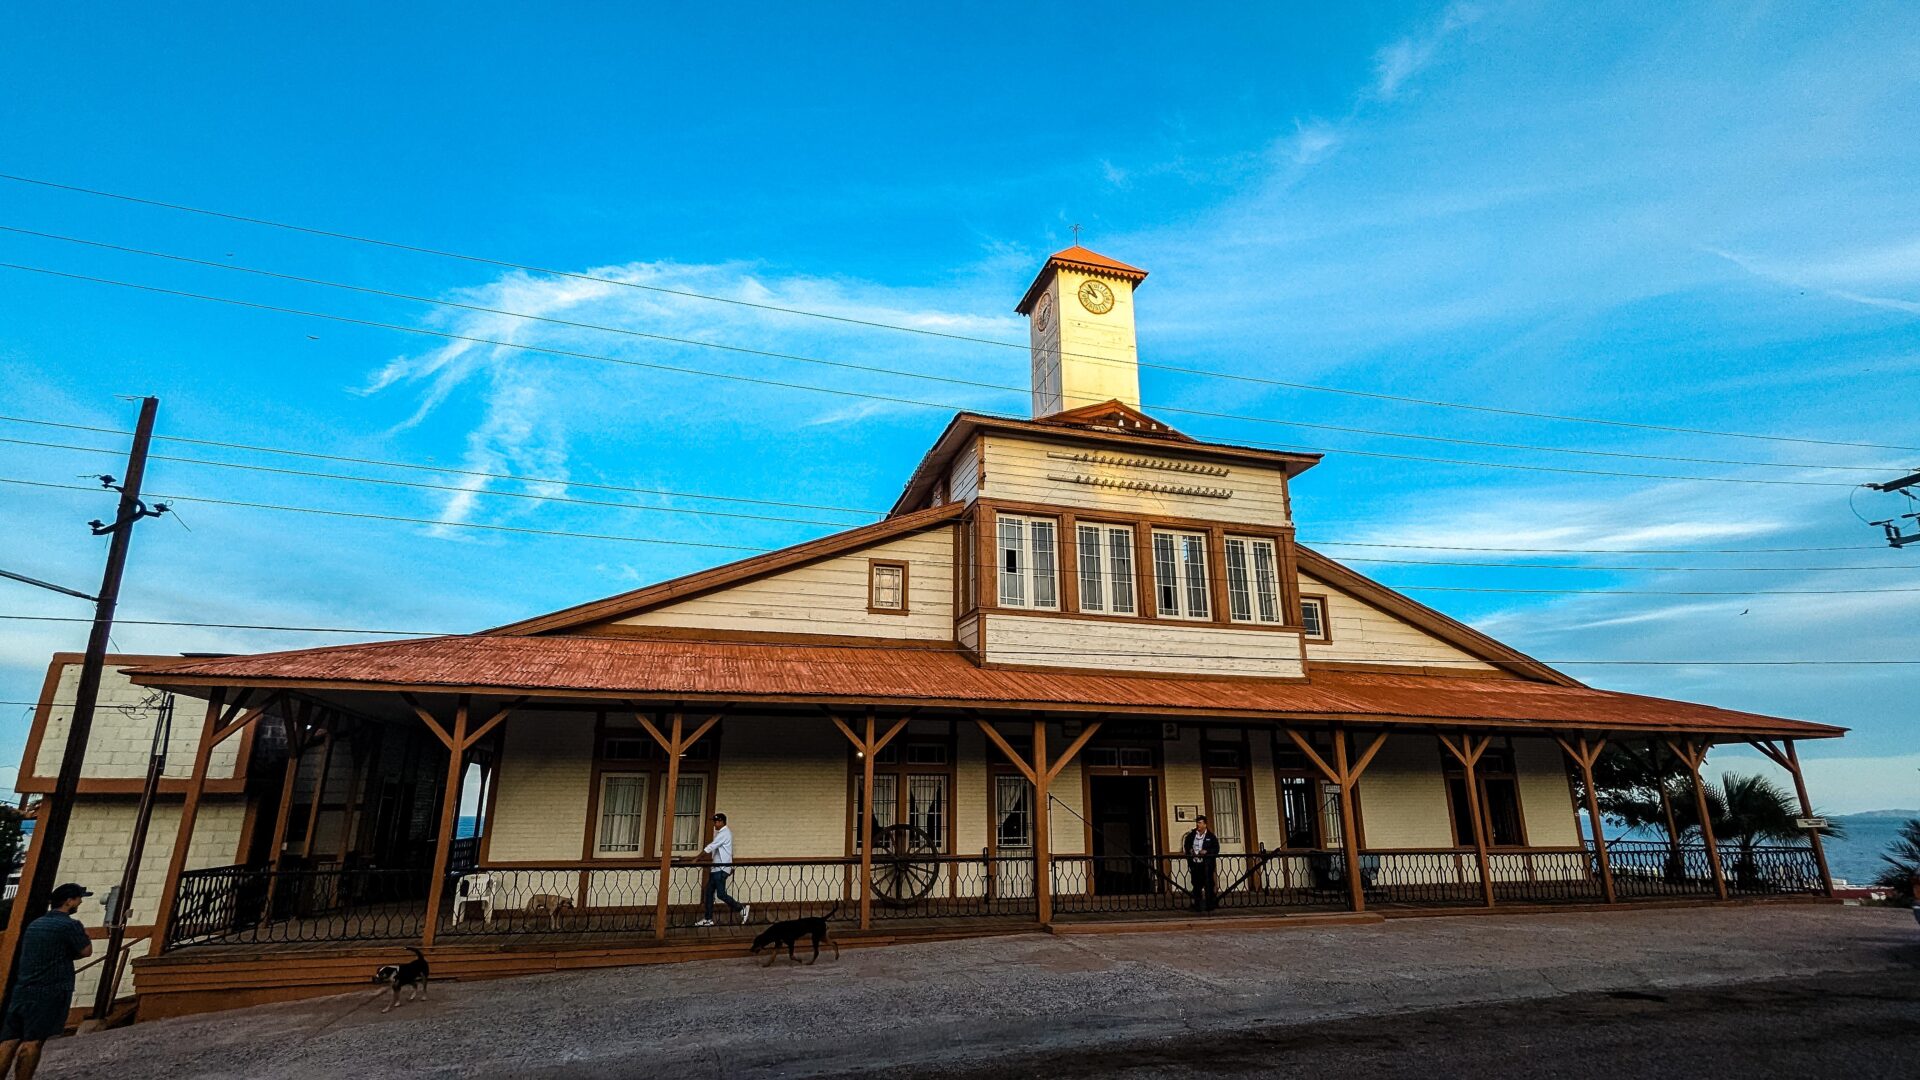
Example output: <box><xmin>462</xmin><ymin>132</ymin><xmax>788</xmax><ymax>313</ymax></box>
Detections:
<box><xmin>125</xmin><ymin>635</ymin><xmax>1843</xmax><ymax>737</ymax></box>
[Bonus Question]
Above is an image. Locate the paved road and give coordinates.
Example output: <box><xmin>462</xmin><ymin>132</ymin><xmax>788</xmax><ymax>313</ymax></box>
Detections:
<box><xmin>43</xmin><ymin>905</ymin><xmax>1920</xmax><ymax>1079</ymax></box>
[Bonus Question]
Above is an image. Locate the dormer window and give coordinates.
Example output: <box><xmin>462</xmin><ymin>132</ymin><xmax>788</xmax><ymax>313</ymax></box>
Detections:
<box><xmin>996</xmin><ymin>513</ymin><xmax>1059</xmax><ymax>610</ymax></box>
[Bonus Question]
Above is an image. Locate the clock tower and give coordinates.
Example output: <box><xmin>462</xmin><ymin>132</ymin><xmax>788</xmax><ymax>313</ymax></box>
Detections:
<box><xmin>1015</xmin><ymin>245</ymin><xmax>1148</xmax><ymax>418</ymax></box>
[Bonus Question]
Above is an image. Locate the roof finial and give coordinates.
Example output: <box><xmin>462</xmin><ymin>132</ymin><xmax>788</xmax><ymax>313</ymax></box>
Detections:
<box><xmin>1070</xmin><ymin>222</ymin><xmax>1083</xmax><ymax>246</ymax></box>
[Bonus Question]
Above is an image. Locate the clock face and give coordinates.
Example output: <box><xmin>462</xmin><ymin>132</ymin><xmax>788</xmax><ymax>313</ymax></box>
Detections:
<box><xmin>1033</xmin><ymin>292</ymin><xmax>1054</xmax><ymax>333</ymax></box>
<box><xmin>1077</xmin><ymin>279</ymin><xmax>1115</xmax><ymax>314</ymax></box>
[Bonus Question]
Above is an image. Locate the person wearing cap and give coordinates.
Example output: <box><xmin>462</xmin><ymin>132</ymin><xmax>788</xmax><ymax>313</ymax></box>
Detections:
<box><xmin>1181</xmin><ymin>816</ymin><xmax>1221</xmax><ymax>913</ymax></box>
<box><xmin>0</xmin><ymin>882</ymin><xmax>92</xmax><ymax>1079</ymax></box>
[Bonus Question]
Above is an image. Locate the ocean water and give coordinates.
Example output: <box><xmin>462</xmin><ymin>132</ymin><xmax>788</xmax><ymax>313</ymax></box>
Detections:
<box><xmin>1820</xmin><ymin>815</ymin><xmax>1915</xmax><ymax>886</ymax></box>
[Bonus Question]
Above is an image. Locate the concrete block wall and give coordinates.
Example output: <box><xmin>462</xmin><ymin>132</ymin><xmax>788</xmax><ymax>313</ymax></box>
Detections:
<box><xmin>715</xmin><ymin>718</ymin><xmax>847</xmax><ymax>860</ymax></box>
<box><xmin>49</xmin><ymin>798</ymin><xmax>247</xmax><ymax>1011</ymax></box>
<box><xmin>1354</xmin><ymin>735</ymin><xmax>1455</xmax><ymax>848</ymax></box>
<box><xmin>1513</xmin><ymin>737</ymin><xmax>1581</xmax><ymax>847</ymax></box>
<box><xmin>32</xmin><ymin>665</ymin><xmax>241</xmax><ymax>782</ymax></box>
<box><xmin>487</xmin><ymin>712</ymin><xmax>592</xmax><ymax>862</ymax></box>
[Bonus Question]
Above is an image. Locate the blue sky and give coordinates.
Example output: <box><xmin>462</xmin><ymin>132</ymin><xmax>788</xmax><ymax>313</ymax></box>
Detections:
<box><xmin>1</xmin><ymin>3</ymin><xmax>1916</xmax><ymax>812</ymax></box>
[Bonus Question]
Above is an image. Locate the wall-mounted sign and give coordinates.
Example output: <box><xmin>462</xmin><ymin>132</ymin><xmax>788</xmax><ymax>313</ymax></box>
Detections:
<box><xmin>1174</xmin><ymin>804</ymin><xmax>1201</xmax><ymax>822</ymax></box>
<box><xmin>1794</xmin><ymin>817</ymin><xmax>1828</xmax><ymax>830</ymax></box>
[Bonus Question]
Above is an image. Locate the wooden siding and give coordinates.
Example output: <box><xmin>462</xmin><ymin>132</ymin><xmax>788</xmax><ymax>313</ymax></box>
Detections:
<box><xmin>949</xmin><ymin>440</ymin><xmax>980</xmax><ymax>504</ymax></box>
<box><xmin>1299</xmin><ymin>572</ymin><xmax>1500</xmax><ymax>672</ymax></box>
<box><xmin>614</xmin><ymin>531</ymin><xmax>955</xmax><ymax>641</ymax></box>
<box><xmin>956</xmin><ymin>613</ymin><xmax>979</xmax><ymax>652</ymax></box>
<box><xmin>983</xmin><ymin>614</ymin><xmax>1306</xmax><ymax>679</ymax></box>
<box><xmin>979</xmin><ymin>435</ymin><xmax>1292</xmax><ymax>528</ymax></box>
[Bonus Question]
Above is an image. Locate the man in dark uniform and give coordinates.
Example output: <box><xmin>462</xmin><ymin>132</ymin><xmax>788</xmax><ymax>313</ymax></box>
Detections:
<box><xmin>1181</xmin><ymin>815</ymin><xmax>1221</xmax><ymax>912</ymax></box>
<box><xmin>0</xmin><ymin>883</ymin><xmax>92</xmax><ymax>1080</ymax></box>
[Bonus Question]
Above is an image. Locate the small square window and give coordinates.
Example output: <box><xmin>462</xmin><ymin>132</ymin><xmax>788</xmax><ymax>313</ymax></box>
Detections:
<box><xmin>1300</xmin><ymin>597</ymin><xmax>1330</xmax><ymax>642</ymax></box>
<box><xmin>869</xmin><ymin>561</ymin><xmax>908</xmax><ymax>613</ymax></box>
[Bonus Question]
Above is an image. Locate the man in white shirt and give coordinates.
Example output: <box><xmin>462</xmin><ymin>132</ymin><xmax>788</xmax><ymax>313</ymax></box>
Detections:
<box><xmin>692</xmin><ymin>812</ymin><xmax>749</xmax><ymax>927</ymax></box>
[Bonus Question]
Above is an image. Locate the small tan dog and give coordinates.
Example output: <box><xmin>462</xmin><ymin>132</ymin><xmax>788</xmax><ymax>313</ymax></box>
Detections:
<box><xmin>523</xmin><ymin>893</ymin><xmax>577</xmax><ymax>930</ymax></box>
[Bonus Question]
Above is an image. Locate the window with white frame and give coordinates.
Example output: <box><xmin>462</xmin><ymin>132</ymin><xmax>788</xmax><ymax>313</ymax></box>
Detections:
<box><xmin>1223</xmin><ymin>537</ymin><xmax>1283</xmax><ymax>624</ymax></box>
<box><xmin>869</xmin><ymin>561</ymin><xmax>907</xmax><ymax>612</ymax></box>
<box><xmin>1152</xmin><ymin>529</ymin><xmax>1211</xmax><ymax>619</ymax></box>
<box><xmin>1300</xmin><ymin>596</ymin><xmax>1329</xmax><ymax>641</ymax></box>
<box><xmin>997</xmin><ymin>514</ymin><xmax>1059</xmax><ymax>609</ymax></box>
<box><xmin>994</xmin><ymin>775</ymin><xmax>1034</xmax><ymax>848</ymax></box>
<box><xmin>595</xmin><ymin>773</ymin><xmax>649</xmax><ymax>855</ymax></box>
<box><xmin>666</xmin><ymin>774</ymin><xmax>708</xmax><ymax>854</ymax></box>
<box><xmin>1075</xmin><ymin>523</ymin><xmax>1136</xmax><ymax>616</ymax></box>
<box><xmin>1207</xmin><ymin>777</ymin><xmax>1245</xmax><ymax>844</ymax></box>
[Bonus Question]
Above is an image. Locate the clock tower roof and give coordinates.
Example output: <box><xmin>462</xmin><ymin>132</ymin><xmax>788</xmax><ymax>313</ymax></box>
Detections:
<box><xmin>1015</xmin><ymin>245</ymin><xmax>1148</xmax><ymax>314</ymax></box>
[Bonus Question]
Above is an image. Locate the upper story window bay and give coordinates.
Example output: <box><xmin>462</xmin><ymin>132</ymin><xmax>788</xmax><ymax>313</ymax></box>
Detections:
<box><xmin>997</xmin><ymin>513</ymin><xmax>1059</xmax><ymax>609</ymax></box>
<box><xmin>1151</xmin><ymin>529</ymin><xmax>1211</xmax><ymax>620</ymax></box>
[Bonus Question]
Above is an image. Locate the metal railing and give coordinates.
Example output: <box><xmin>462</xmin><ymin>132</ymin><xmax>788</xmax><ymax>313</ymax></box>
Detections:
<box><xmin>1603</xmin><ymin>840</ymin><xmax>1720</xmax><ymax>898</ymax></box>
<box><xmin>169</xmin><ymin>863</ymin><xmax>432</xmax><ymax>948</ymax></box>
<box><xmin>1720</xmin><ymin>843</ymin><xmax>1824</xmax><ymax>897</ymax></box>
<box><xmin>1049</xmin><ymin>851</ymin><xmax>1348</xmax><ymax>916</ymax></box>
<box><xmin>1361</xmin><ymin>851</ymin><xmax>1487</xmax><ymax>907</ymax></box>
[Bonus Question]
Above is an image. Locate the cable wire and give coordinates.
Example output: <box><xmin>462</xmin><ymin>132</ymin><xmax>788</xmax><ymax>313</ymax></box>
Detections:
<box><xmin>2</xmin><ymin>224</ymin><xmax>1897</xmax><ymax>477</ymax></box>
<box><xmin>4</xmin><ymin>172</ymin><xmax>1914</xmax><ymax>454</ymax></box>
<box><xmin>0</xmin><ymin>261</ymin><xmax>1870</xmax><ymax>489</ymax></box>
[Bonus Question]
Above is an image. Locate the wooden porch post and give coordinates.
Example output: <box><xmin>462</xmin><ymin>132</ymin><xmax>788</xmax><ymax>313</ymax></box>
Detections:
<box><xmin>1555</xmin><ymin>735</ymin><xmax>1617</xmax><ymax>904</ymax></box>
<box><xmin>826</xmin><ymin>708</ymin><xmax>910</xmax><ymax>931</ymax></box>
<box><xmin>1666</xmin><ymin>737</ymin><xmax>1728</xmax><ymax>900</ymax></box>
<box><xmin>632</xmin><ymin>706</ymin><xmax>726</xmax><ymax>941</ymax></box>
<box><xmin>419</xmin><ymin>698</ymin><xmax>470</xmax><ymax>948</ymax></box>
<box><xmin>0</xmin><ymin>800</ymin><xmax>53</xmax><ymax>989</ymax></box>
<box><xmin>655</xmin><ymin>711</ymin><xmax>684</xmax><ymax>941</ymax></box>
<box><xmin>1783</xmin><ymin>740</ymin><xmax>1833</xmax><ymax>897</ymax></box>
<box><xmin>1750</xmin><ymin>738</ymin><xmax>1834</xmax><ymax>898</ymax></box>
<box><xmin>1031</xmin><ymin>719</ymin><xmax>1052</xmax><ymax>927</ymax></box>
<box><xmin>1437</xmin><ymin>733</ymin><xmax>1496</xmax><ymax>908</ymax></box>
<box><xmin>260</xmin><ymin>704</ymin><xmax>320</xmax><ymax>922</ymax></box>
<box><xmin>1284</xmin><ymin>727</ymin><xmax>1389</xmax><ymax>914</ymax></box>
<box><xmin>149</xmin><ymin>690</ymin><xmax>277</xmax><ymax>956</ymax></box>
<box><xmin>298</xmin><ymin>724</ymin><xmax>336</xmax><ymax>859</ymax></box>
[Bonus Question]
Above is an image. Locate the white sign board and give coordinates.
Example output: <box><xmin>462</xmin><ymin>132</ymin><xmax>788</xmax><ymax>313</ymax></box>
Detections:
<box><xmin>1794</xmin><ymin>817</ymin><xmax>1827</xmax><ymax>830</ymax></box>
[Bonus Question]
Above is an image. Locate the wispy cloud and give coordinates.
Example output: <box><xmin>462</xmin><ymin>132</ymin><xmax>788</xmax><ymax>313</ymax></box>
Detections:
<box><xmin>1706</xmin><ymin>245</ymin><xmax>1920</xmax><ymax>316</ymax></box>
<box><xmin>1370</xmin><ymin>3</ymin><xmax>1483</xmax><ymax>101</ymax></box>
<box><xmin>364</xmin><ymin>261</ymin><xmax>1023</xmax><ymax>525</ymax></box>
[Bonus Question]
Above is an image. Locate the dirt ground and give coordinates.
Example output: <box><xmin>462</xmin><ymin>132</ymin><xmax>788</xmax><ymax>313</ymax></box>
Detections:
<box><xmin>39</xmin><ymin>904</ymin><xmax>1920</xmax><ymax>1079</ymax></box>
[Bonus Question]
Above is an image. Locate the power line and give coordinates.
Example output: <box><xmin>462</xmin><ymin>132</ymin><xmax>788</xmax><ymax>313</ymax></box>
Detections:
<box><xmin>0</xmin><ymin>261</ymin><xmax>1871</xmax><ymax>489</ymax></box>
<box><xmin>0</xmin><ymin>414</ymin><xmax>883</xmax><ymax>517</ymax></box>
<box><xmin>4</xmin><ymin>171</ymin><xmax>1914</xmax><ymax>455</ymax></box>
<box><xmin>7</xmin><ymin>433</ymin><xmax>1908</xmax><ymax>573</ymax></box>
<box><xmin>0</xmin><ymin>435</ymin><xmax>863</xmax><ymax>529</ymax></box>
<box><xmin>6</xmin><ymin>476</ymin><xmax>1916</xmax><ymax>595</ymax></box>
<box><xmin>2</xmin><ymin>225</ymin><xmax>1897</xmax><ymax>478</ymax></box>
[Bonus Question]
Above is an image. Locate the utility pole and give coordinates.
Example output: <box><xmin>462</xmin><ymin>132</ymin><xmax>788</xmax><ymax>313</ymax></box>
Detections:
<box><xmin>1866</xmin><ymin>470</ymin><xmax>1920</xmax><ymax>548</ymax></box>
<box><xmin>1</xmin><ymin>397</ymin><xmax>166</xmax><ymax>1016</ymax></box>
<box><xmin>89</xmin><ymin>692</ymin><xmax>172</xmax><ymax>1022</ymax></box>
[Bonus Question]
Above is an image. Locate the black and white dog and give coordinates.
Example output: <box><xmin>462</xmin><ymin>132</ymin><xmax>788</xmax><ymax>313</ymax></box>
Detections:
<box><xmin>373</xmin><ymin>947</ymin><xmax>430</xmax><ymax>1012</ymax></box>
<box><xmin>748</xmin><ymin>904</ymin><xmax>841</xmax><ymax>966</ymax></box>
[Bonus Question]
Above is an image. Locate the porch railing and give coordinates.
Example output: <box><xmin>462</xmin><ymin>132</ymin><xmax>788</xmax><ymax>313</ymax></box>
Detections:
<box><xmin>165</xmin><ymin>842</ymin><xmax>1827</xmax><ymax>950</ymax></box>
<box><xmin>1049</xmin><ymin>851</ymin><xmax>1350</xmax><ymax>917</ymax></box>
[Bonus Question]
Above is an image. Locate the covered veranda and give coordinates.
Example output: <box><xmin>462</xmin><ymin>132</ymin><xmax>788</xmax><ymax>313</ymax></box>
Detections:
<box><xmin>123</xmin><ymin>635</ymin><xmax>1842</xmax><ymax>968</ymax></box>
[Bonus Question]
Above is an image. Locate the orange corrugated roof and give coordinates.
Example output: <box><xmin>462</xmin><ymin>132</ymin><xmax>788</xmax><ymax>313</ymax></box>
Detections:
<box><xmin>126</xmin><ymin>635</ymin><xmax>1843</xmax><ymax>738</ymax></box>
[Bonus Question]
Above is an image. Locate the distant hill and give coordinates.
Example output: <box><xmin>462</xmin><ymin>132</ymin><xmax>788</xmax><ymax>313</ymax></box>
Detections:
<box><xmin>1836</xmin><ymin>809</ymin><xmax>1920</xmax><ymax>820</ymax></box>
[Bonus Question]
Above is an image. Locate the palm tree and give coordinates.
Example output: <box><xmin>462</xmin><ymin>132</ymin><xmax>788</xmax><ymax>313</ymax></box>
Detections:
<box><xmin>1871</xmin><ymin>819</ymin><xmax>1920</xmax><ymax>901</ymax></box>
<box><xmin>1668</xmin><ymin>773</ymin><xmax>1843</xmax><ymax>889</ymax></box>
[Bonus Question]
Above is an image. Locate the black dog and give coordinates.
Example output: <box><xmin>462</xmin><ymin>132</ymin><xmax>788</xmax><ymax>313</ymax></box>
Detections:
<box><xmin>748</xmin><ymin>905</ymin><xmax>841</xmax><ymax>966</ymax></box>
<box><xmin>373</xmin><ymin>947</ymin><xmax>430</xmax><ymax>1012</ymax></box>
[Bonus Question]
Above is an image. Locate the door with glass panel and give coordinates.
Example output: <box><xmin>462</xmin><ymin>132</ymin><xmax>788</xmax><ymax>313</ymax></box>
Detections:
<box><xmin>991</xmin><ymin>774</ymin><xmax>1035</xmax><ymax>899</ymax></box>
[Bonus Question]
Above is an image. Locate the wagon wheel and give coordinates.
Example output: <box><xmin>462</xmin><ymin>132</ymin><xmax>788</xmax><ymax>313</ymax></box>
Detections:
<box><xmin>869</xmin><ymin>823</ymin><xmax>940</xmax><ymax>907</ymax></box>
